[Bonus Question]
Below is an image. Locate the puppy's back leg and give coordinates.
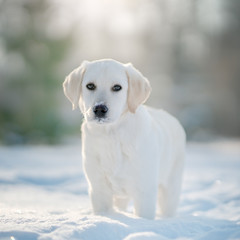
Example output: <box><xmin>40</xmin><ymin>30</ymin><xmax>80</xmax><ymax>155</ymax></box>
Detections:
<box><xmin>114</xmin><ymin>197</ymin><xmax>129</xmax><ymax>211</ymax></box>
<box><xmin>158</xmin><ymin>156</ymin><xmax>184</xmax><ymax>217</ymax></box>
<box><xmin>158</xmin><ymin>185</ymin><xmax>179</xmax><ymax>217</ymax></box>
<box><xmin>133</xmin><ymin>186</ymin><xmax>158</xmax><ymax>219</ymax></box>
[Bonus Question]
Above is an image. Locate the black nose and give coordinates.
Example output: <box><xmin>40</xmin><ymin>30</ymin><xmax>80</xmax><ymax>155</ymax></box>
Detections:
<box><xmin>93</xmin><ymin>104</ymin><xmax>108</xmax><ymax>118</ymax></box>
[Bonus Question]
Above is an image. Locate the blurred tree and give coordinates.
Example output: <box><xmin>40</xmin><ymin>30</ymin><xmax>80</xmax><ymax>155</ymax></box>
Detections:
<box><xmin>1</xmin><ymin>0</ymin><xmax>239</xmax><ymax>143</ymax></box>
<box><xmin>0</xmin><ymin>0</ymin><xmax>73</xmax><ymax>144</ymax></box>
<box><xmin>208</xmin><ymin>0</ymin><xmax>240</xmax><ymax>137</ymax></box>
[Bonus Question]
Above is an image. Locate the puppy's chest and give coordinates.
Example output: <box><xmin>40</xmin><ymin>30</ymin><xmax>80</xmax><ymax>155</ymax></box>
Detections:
<box><xmin>93</xmin><ymin>135</ymin><xmax>132</xmax><ymax>194</ymax></box>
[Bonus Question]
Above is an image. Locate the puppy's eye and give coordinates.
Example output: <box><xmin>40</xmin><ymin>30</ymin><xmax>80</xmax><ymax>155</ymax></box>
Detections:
<box><xmin>86</xmin><ymin>83</ymin><xmax>96</xmax><ymax>91</ymax></box>
<box><xmin>112</xmin><ymin>84</ymin><xmax>122</xmax><ymax>92</ymax></box>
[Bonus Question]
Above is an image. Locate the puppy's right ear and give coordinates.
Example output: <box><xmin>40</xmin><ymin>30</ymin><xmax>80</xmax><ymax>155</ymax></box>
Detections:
<box><xmin>63</xmin><ymin>61</ymin><xmax>89</xmax><ymax>110</ymax></box>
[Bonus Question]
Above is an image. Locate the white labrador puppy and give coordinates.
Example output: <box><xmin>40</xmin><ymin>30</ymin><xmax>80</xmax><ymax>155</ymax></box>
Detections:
<box><xmin>63</xmin><ymin>59</ymin><xmax>186</xmax><ymax>219</ymax></box>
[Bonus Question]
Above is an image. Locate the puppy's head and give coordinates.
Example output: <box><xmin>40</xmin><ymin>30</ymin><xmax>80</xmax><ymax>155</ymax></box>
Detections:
<box><xmin>63</xmin><ymin>59</ymin><xmax>151</xmax><ymax>124</ymax></box>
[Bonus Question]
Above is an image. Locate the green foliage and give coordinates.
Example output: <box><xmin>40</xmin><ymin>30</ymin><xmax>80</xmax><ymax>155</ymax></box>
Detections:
<box><xmin>0</xmin><ymin>0</ymin><xmax>73</xmax><ymax>144</ymax></box>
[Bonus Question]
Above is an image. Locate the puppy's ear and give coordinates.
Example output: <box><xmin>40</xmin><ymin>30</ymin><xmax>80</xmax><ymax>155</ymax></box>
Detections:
<box><xmin>63</xmin><ymin>61</ymin><xmax>89</xmax><ymax>110</ymax></box>
<box><xmin>125</xmin><ymin>63</ymin><xmax>151</xmax><ymax>113</ymax></box>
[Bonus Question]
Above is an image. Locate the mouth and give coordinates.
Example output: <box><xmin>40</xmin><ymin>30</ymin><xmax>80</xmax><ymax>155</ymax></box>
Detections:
<box><xmin>94</xmin><ymin>117</ymin><xmax>109</xmax><ymax>124</ymax></box>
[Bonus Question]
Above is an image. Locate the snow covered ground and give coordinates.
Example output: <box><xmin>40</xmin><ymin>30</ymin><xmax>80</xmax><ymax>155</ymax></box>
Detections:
<box><xmin>0</xmin><ymin>140</ymin><xmax>240</xmax><ymax>240</ymax></box>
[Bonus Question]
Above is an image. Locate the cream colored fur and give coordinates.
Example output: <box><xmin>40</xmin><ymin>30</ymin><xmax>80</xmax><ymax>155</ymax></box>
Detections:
<box><xmin>63</xmin><ymin>59</ymin><xmax>186</xmax><ymax>219</ymax></box>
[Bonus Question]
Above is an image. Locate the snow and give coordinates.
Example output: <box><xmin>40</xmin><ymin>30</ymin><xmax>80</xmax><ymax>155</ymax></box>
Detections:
<box><xmin>0</xmin><ymin>140</ymin><xmax>240</xmax><ymax>240</ymax></box>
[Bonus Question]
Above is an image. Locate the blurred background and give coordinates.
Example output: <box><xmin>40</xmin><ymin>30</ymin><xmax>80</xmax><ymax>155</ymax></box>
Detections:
<box><xmin>0</xmin><ymin>0</ymin><xmax>239</xmax><ymax>145</ymax></box>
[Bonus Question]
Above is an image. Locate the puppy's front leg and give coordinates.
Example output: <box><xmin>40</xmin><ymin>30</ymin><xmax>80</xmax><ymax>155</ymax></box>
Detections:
<box><xmin>89</xmin><ymin>179</ymin><xmax>113</xmax><ymax>214</ymax></box>
<box><xmin>84</xmin><ymin>160</ymin><xmax>113</xmax><ymax>214</ymax></box>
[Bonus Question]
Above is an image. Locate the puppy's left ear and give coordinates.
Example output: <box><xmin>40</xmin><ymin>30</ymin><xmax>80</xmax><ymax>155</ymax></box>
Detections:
<box><xmin>63</xmin><ymin>61</ymin><xmax>89</xmax><ymax>110</ymax></box>
<box><xmin>125</xmin><ymin>63</ymin><xmax>152</xmax><ymax>113</ymax></box>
